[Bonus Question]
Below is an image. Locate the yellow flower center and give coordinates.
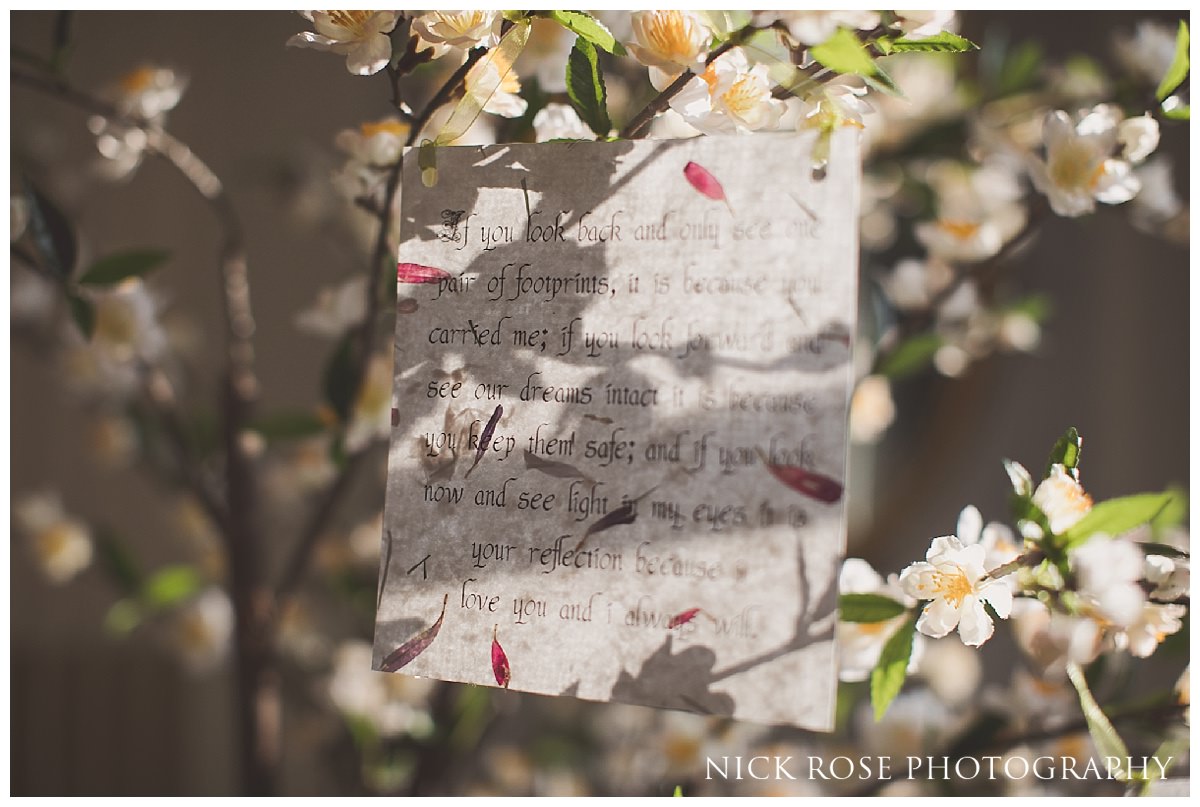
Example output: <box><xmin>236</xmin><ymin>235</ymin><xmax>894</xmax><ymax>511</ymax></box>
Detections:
<box><xmin>119</xmin><ymin>67</ymin><xmax>157</xmax><ymax>94</ymax></box>
<box><xmin>1048</xmin><ymin>141</ymin><xmax>1106</xmax><ymax>191</ymax></box>
<box><xmin>94</xmin><ymin>300</ymin><xmax>137</xmax><ymax>349</ymax></box>
<box><xmin>720</xmin><ymin>75</ymin><xmax>761</xmax><ymax>117</ymax></box>
<box><xmin>856</xmin><ymin>620</ymin><xmax>889</xmax><ymax>635</ymax></box>
<box><xmin>360</xmin><ymin>119</ymin><xmax>409</xmax><ymax>139</ymax></box>
<box><xmin>932</xmin><ymin>564</ymin><xmax>973</xmax><ymax>607</ymax></box>
<box><xmin>434</xmin><ymin>10</ymin><xmax>488</xmax><ymax>35</ymax></box>
<box><xmin>939</xmin><ymin>219</ymin><xmax>981</xmax><ymax>240</ymax></box>
<box><xmin>325</xmin><ymin>10</ymin><xmax>373</xmax><ymax>36</ymax></box>
<box><xmin>643</xmin><ymin>11</ymin><xmax>702</xmax><ymax>63</ymax></box>
<box><xmin>36</xmin><ymin>524</ymin><xmax>71</xmax><ymax>560</ymax></box>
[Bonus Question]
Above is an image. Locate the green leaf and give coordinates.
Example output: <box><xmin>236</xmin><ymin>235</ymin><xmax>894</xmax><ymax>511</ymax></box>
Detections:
<box><xmin>67</xmin><ymin>293</ymin><xmax>95</xmax><ymax>340</ymax></box>
<box><xmin>548</xmin><ymin>10</ymin><xmax>626</xmax><ymax>56</ymax></box>
<box><xmin>24</xmin><ymin>181</ymin><xmax>77</xmax><ymax>280</ymax></box>
<box><xmin>94</xmin><ymin>529</ymin><xmax>143</xmax><ymax>596</ymax></box>
<box><xmin>142</xmin><ymin>564</ymin><xmax>202</xmax><ymax>608</ymax></box>
<box><xmin>863</xmin><ymin>61</ymin><xmax>905</xmax><ymax>99</ymax></box>
<box><xmin>104</xmin><ymin>598</ymin><xmax>143</xmax><ymax>635</ymax></box>
<box><xmin>839</xmin><ymin>593</ymin><xmax>906</xmax><ymax>623</ymax></box>
<box><xmin>870</xmin><ymin>614</ymin><xmax>917</xmax><ymax>720</ymax></box>
<box><xmin>1005</xmin><ymin>293</ymin><xmax>1053</xmax><ymax>323</ymax></box>
<box><xmin>673</xmin><ymin>785</ymin><xmax>683</xmax><ymax>797</ymax></box>
<box><xmin>565</xmin><ymin>36</ymin><xmax>612</xmax><ymax>137</ymax></box>
<box><xmin>1162</xmin><ymin>101</ymin><xmax>1190</xmax><ymax>120</ymax></box>
<box><xmin>1156</xmin><ymin>20</ymin><xmax>1189</xmax><ymax>101</ymax></box>
<box><xmin>1066</xmin><ymin>662</ymin><xmax>1131</xmax><ymax>780</ymax></box>
<box><xmin>1150</xmin><ymin>485</ymin><xmax>1188</xmax><ymax>533</ymax></box>
<box><xmin>1044</xmin><ymin>426</ymin><xmax>1082</xmax><ymax>479</ymax></box>
<box><xmin>810</xmin><ymin>27</ymin><xmax>876</xmax><ymax>77</ymax></box>
<box><xmin>1061</xmin><ymin>491</ymin><xmax>1181</xmax><ymax>547</ymax></box>
<box><xmin>886</xmin><ymin>31</ymin><xmax>978</xmax><ymax>54</ymax></box>
<box><xmin>996</xmin><ymin>40</ymin><xmax>1043</xmax><ymax>97</ymax></box>
<box><xmin>78</xmin><ymin>249</ymin><xmax>169</xmax><ymax>287</ymax></box>
<box><xmin>323</xmin><ymin>332</ymin><xmax>359</xmax><ymax>423</ymax></box>
<box><xmin>251</xmin><ymin>409</ymin><xmax>327</xmax><ymax>442</ymax></box>
<box><xmin>877</xmin><ymin>333</ymin><xmax>942</xmax><ymax>380</ymax></box>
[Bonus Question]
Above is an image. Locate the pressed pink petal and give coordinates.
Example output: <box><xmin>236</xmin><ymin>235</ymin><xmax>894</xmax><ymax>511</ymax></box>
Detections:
<box><xmin>491</xmin><ymin>626</ymin><xmax>511</xmax><ymax>688</ymax></box>
<box><xmin>668</xmin><ymin>608</ymin><xmax>702</xmax><ymax>629</ymax></box>
<box><xmin>380</xmin><ymin>594</ymin><xmax>448</xmax><ymax>672</ymax></box>
<box><xmin>397</xmin><ymin>262</ymin><xmax>451</xmax><ymax>284</ymax></box>
<box><xmin>761</xmin><ymin>456</ymin><xmax>843</xmax><ymax>503</ymax></box>
<box><xmin>683</xmin><ymin>161</ymin><xmax>727</xmax><ymax>202</ymax></box>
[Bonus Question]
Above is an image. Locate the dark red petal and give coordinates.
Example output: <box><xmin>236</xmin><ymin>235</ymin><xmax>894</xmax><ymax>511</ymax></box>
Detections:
<box><xmin>764</xmin><ymin>461</ymin><xmax>844</xmax><ymax>504</ymax></box>
<box><xmin>491</xmin><ymin>626</ymin><xmax>511</xmax><ymax>688</ymax></box>
<box><xmin>380</xmin><ymin>594</ymin><xmax>448</xmax><ymax>673</ymax></box>
<box><xmin>668</xmin><ymin>608</ymin><xmax>702</xmax><ymax>629</ymax></box>
<box><xmin>397</xmin><ymin>262</ymin><xmax>450</xmax><ymax>284</ymax></box>
<box><xmin>683</xmin><ymin>161</ymin><xmax>727</xmax><ymax>202</ymax></box>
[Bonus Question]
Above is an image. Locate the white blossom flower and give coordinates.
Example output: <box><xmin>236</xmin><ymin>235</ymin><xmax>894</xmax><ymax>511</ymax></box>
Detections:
<box><xmin>669</xmin><ymin>48</ymin><xmax>786</xmax><ymax>135</ymax></box>
<box><xmin>295</xmin><ymin>275</ymin><xmax>367</xmax><ymax>338</ymax></box>
<box><xmin>836</xmin><ymin>558</ymin><xmax>922</xmax><ymax>682</ymax></box>
<box><xmin>1117</xmin><ymin>114</ymin><xmax>1160</xmax><ymax>164</ymax></box>
<box><xmin>797</xmin><ymin>83</ymin><xmax>872</xmax><ymax>167</ymax></box>
<box><xmin>329</xmin><ymin>640</ymin><xmax>435</xmax><ymax>738</ymax></box>
<box><xmin>1144</xmin><ymin>553</ymin><xmax>1189</xmax><ymax>601</ymax></box>
<box><xmin>1131</xmin><ymin>157</ymin><xmax>1184</xmax><ymax>232</ymax></box>
<box><xmin>915</xmin><ymin>160</ymin><xmax>1026</xmax><ymax>262</ymax></box>
<box><xmin>345</xmin><ymin>353</ymin><xmax>393</xmax><ymax>452</ymax></box>
<box><xmin>857</xmin><ymin>688</ymin><xmax>966</xmax><ymax>757</ymax></box>
<box><xmin>1031</xmin><ymin>464</ymin><xmax>1093</xmax><ymax>535</ymax></box>
<box><xmin>757</xmin><ymin>10</ymin><xmax>879</xmax><ymax>47</ymax></box>
<box><xmin>88</xmin><ymin>412</ymin><xmax>139</xmax><ymax>468</ymax></box>
<box><xmin>627</xmin><ymin>11</ymin><xmax>711</xmax><ymax>88</ymax></box>
<box><xmin>1113</xmin><ymin>602</ymin><xmax>1186</xmax><ymax>658</ymax></box>
<box><xmin>916</xmin><ymin>636</ymin><xmax>982</xmax><ymax>706</ymax></box>
<box><xmin>1027</xmin><ymin>105</ymin><xmax>1144</xmax><ymax>217</ymax></box>
<box><xmin>900</xmin><ymin>535</ymin><xmax>1013</xmax><ymax>647</ymax></box>
<box><xmin>1070</xmin><ymin>535</ymin><xmax>1146</xmax><ymax>627</ymax></box>
<box><xmin>168</xmin><ymin>587</ymin><xmax>234</xmax><ymax>675</ymax></box>
<box><xmin>533</xmin><ymin>103</ymin><xmax>593</xmax><ymax>142</ymax></box>
<box><xmin>997</xmin><ymin>310</ymin><xmax>1042</xmax><ymax>353</ymax></box>
<box><xmin>412</xmin><ymin>10</ymin><xmax>502</xmax><ymax>51</ymax></box>
<box><xmin>880</xmin><ymin>256</ymin><xmax>954</xmax><ymax>312</ymax></box>
<box><xmin>956</xmin><ymin>505</ymin><xmax>1022</xmax><ymax>575</ymax></box>
<box><xmin>14</xmin><ymin>492</ymin><xmax>93</xmax><ymax>584</ymax></box>
<box><xmin>335</xmin><ymin>117</ymin><xmax>410</xmax><ymax>166</ymax></box>
<box><xmin>848</xmin><ymin>374</ymin><xmax>895</xmax><ymax>444</ymax></box>
<box><xmin>10</xmin><ymin>270</ymin><xmax>56</xmax><ymax>324</ymax></box>
<box><xmin>287</xmin><ymin>11</ymin><xmax>401</xmax><ymax>76</ymax></box>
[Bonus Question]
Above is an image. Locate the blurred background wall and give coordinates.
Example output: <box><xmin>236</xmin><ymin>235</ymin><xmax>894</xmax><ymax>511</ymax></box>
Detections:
<box><xmin>9</xmin><ymin>10</ymin><xmax>1189</xmax><ymax>795</ymax></box>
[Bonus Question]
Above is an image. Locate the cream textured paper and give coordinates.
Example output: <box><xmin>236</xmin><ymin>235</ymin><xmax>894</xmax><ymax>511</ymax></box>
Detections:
<box><xmin>374</xmin><ymin>131</ymin><xmax>858</xmax><ymax>730</ymax></box>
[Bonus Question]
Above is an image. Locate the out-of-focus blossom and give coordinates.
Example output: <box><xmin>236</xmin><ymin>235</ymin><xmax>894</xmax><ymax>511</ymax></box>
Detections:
<box><xmin>88</xmin><ymin>65</ymin><xmax>187</xmax><ymax>178</ymax></box>
<box><xmin>1031</xmin><ymin>464</ymin><xmax>1092</xmax><ymax>535</ymax></box>
<box><xmin>527</xmin><ymin>16</ymin><xmax>575</xmax><ymax>93</ymax></box>
<box><xmin>287</xmin><ymin>11</ymin><xmax>400</xmax><ymax>76</ymax></box>
<box><xmin>175</xmin><ymin>496</ymin><xmax>226</xmax><ymax>579</ymax></box>
<box><xmin>864</xmin><ymin>54</ymin><xmax>961</xmax><ymax>153</ymax></box>
<box><xmin>848</xmin><ymin>374</ymin><xmax>895</xmax><ymax>444</ymax></box>
<box><xmin>262</xmin><ymin>434</ymin><xmax>339</xmax><ymax>511</ymax></box>
<box><xmin>329</xmin><ymin>640</ymin><xmax>435</xmax><ymax>738</ymax></box>
<box><xmin>1116</xmin><ymin>20</ymin><xmax>1180</xmax><ymax>86</ymax></box>
<box><xmin>87</xmin><ymin>412</ymin><xmax>138</xmax><ymax>468</ymax></box>
<box><xmin>1027</xmin><ymin>105</ymin><xmax>1149</xmax><ymax>217</ymax></box>
<box><xmin>797</xmin><ymin>83</ymin><xmax>872</xmax><ymax>167</ymax></box>
<box><xmin>669</xmin><ymin>48</ymin><xmax>786</xmax><ymax>135</ymax></box>
<box><xmin>412</xmin><ymin>10</ymin><xmax>502</xmax><ymax>52</ymax></box>
<box><xmin>335</xmin><ymin>117</ymin><xmax>409</xmax><ymax>166</ymax></box>
<box><xmin>892</xmin><ymin>10</ymin><xmax>955</xmax><ymax>38</ymax></box>
<box><xmin>900</xmin><ymin>535</ymin><xmax>1013</xmax><ymax>647</ymax></box>
<box><xmin>347</xmin><ymin>511</ymin><xmax>383</xmax><ymax>566</ymax></box>
<box><xmin>59</xmin><ymin>279</ymin><xmax>166</xmax><ymax>400</ymax></box>
<box><xmin>1070</xmin><ymin>535</ymin><xmax>1146</xmax><ymax>627</ymax></box>
<box><xmin>533</xmin><ymin>103</ymin><xmax>593</xmax><ymax>142</ymax></box>
<box><xmin>1130</xmin><ymin>157</ymin><xmax>1185</xmax><ymax>233</ymax></box>
<box><xmin>857</xmin><ymin>688</ymin><xmax>967</xmax><ymax>757</ymax></box>
<box><xmin>1011</xmin><ymin>599</ymin><xmax>1103</xmax><ymax>677</ymax></box>
<box><xmin>14</xmin><ymin>492</ymin><xmax>93</xmax><ymax>584</ymax></box>
<box><xmin>916</xmin><ymin>160</ymin><xmax>1026</xmax><ymax>262</ymax></box>
<box><xmin>1113</xmin><ymin>601</ymin><xmax>1186</xmax><ymax>658</ymax></box>
<box><xmin>880</xmin><ymin>256</ymin><xmax>954</xmax><ymax>313</ymax></box>
<box><xmin>1117</xmin><ymin>114</ymin><xmax>1160</xmax><ymax>164</ymax></box>
<box><xmin>837</xmin><ymin>558</ymin><xmax>921</xmax><ymax>682</ymax></box>
<box><xmin>168</xmin><ymin>586</ymin><xmax>234</xmax><ymax>674</ymax></box>
<box><xmin>757</xmin><ymin>10</ymin><xmax>879</xmax><ymax>47</ymax></box>
<box><xmin>295</xmin><ymin>275</ymin><xmax>367</xmax><ymax>338</ymax></box>
<box><xmin>11</xmin><ymin>192</ymin><xmax>29</xmax><ymax>241</ymax></box>
<box><xmin>10</xmin><ymin>270</ymin><xmax>56</xmax><ymax>324</ymax></box>
<box><xmin>345</xmin><ymin>353</ymin><xmax>393</xmax><ymax>452</ymax></box>
<box><xmin>275</xmin><ymin>599</ymin><xmax>329</xmax><ymax>667</ymax></box>
<box><xmin>916</xmin><ymin>636</ymin><xmax>982</xmax><ymax>706</ymax></box>
<box><xmin>997</xmin><ymin>310</ymin><xmax>1042</xmax><ymax>353</ymax></box>
<box><xmin>627</xmin><ymin>11</ymin><xmax>711</xmax><ymax>88</ymax></box>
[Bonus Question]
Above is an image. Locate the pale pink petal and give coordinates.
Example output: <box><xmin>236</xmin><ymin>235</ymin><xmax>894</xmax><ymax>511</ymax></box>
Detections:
<box><xmin>956</xmin><ymin>506</ymin><xmax>983</xmax><ymax>545</ymax></box>
<box><xmin>346</xmin><ymin>35</ymin><xmax>393</xmax><ymax>76</ymax></box>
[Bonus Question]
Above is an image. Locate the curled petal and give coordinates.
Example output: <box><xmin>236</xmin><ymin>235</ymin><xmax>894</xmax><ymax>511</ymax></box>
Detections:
<box><xmin>916</xmin><ymin>598</ymin><xmax>959</xmax><ymax>638</ymax></box>
<box><xmin>956</xmin><ymin>596</ymin><xmax>994</xmax><ymax>647</ymax></box>
<box><xmin>346</xmin><ymin>35</ymin><xmax>393</xmax><ymax>76</ymax></box>
<box><xmin>287</xmin><ymin>31</ymin><xmax>338</xmax><ymax>50</ymax></box>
